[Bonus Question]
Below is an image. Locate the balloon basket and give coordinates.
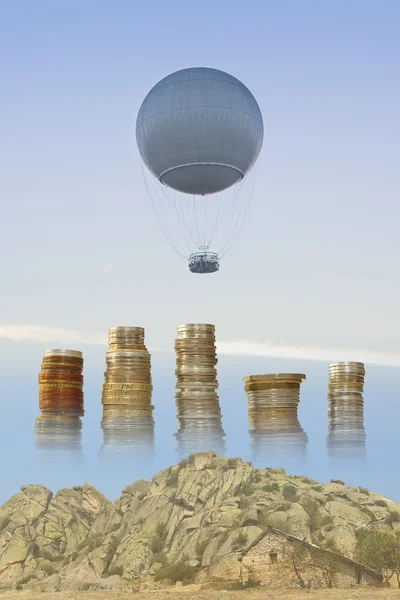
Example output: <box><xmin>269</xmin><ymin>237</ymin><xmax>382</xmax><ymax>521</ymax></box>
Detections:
<box><xmin>189</xmin><ymin>252</ymin><xmax>219</xmax><ymax>274</ymax></box>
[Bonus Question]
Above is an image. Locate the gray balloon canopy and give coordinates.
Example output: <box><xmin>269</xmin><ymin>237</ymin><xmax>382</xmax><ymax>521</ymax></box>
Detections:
<box><xmin>136</xmin><ymin>67</ymin><xmax>263</xmax><ymax>195</ymax></box>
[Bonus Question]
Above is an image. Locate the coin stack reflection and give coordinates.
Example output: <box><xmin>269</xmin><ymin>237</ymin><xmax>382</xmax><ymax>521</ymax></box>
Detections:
<box><xmin>35</xmin><ymin>350</ymin><xmax>84</xmax><ymax>458</ymax></box>
<box><xmin>174</xmin><ymin>324</ymin><xmax>225</xmax><ymax>457</ymax></box>
<box><xmin>100</xmin><ymin>327</ymin><xmax>155</xmax><ymax>461</ymax></box>
<box><xmin>327</xmin><ymin>362</ymin><xmax>366</xmax><ymax>460</ymax></box>
<box><xmin>243</xmin><ymin>374</ymin><xmax>308</xmax><ymax>462</ymax></box>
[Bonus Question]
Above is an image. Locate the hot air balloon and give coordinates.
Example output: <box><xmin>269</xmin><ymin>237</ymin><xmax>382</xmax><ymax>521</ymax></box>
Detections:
<box><xmin>136</xmin><ymin>67</ymin><xmax>263</xmax><ymax>273</ymax></box>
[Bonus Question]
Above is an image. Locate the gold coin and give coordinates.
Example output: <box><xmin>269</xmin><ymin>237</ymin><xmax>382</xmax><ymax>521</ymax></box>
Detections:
<box><xmin>243</xmin><ymin>374</ymin><xmax>306</xmax><ymax>383</ymax></box>
<box><xmin>39</xmin><ymin>380</ymin><xmax>83</xmax><ymax>387</ymax></box>
<box><xmin>102</xmin><ymin>408</ymin><xmax>154</xmax><ymax>417</ymax></box>
<box><xmin>102</xmin><ymin>389</ymin><xmax>152</xmax><ymax>398</ymax></box>
<box><xmin>103</xmin><ymin>383</ymin><xmax>153</xmax><ymax>391</ymax></box>
<box><xmin>102</xmin><ymin>398</ymin><xmax>152</xmax><ymax>407</ymax></box>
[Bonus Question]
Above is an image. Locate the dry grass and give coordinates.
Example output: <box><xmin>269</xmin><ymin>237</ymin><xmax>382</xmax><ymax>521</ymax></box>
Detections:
<box><xmin>1</xmin><ymin>587</ymin><xmax>399</xmax><ymax>600</ymax></box>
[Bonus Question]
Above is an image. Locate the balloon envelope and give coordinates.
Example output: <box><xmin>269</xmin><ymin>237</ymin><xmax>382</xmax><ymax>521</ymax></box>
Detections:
<box><xmin>136</xmin><ymin>67</ymin><xmax>263</xmax><ymax>195</ymax></box>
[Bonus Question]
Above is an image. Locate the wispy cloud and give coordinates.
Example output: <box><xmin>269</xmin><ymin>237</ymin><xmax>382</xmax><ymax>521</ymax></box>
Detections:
<box><xmin>217</xmin><ymin>340</ymin><xmax>400</xmax><ymax>367</ymax></box>
<box><xmin>0</xmin><ymin>325</ymin><xmax>398</xmax><ymax>367</ymax></box>
<box><xmin>0</xmin><ymin>324</ymin><xmax>105</xmax><ymax>345</ymax></box>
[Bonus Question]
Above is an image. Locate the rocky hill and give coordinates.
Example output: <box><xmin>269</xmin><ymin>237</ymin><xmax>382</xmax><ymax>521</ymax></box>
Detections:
<box><xmin>1</xmin><ymin>452</ymin><xmax>399</xmax><ymax>591</ymax></box>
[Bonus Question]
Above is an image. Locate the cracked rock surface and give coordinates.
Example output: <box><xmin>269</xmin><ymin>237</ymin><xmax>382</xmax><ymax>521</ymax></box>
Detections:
<box><xmin>1</xmin><ymin>453</ymin><xmax>399</xmax><ymax>590</ymax></box>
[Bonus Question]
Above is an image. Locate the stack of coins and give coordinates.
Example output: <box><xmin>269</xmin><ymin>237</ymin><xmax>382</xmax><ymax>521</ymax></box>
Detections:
<box><xmin>174</xmin><ymin>324</ymin><xmax>225</xmax><ymax>457</ymax></box>
<box><xmin>38</xmin><ymin>350</ymin><xmax>84</xmax><ymax>416</ymax></box>
<box><xmin>327</xmin><ymin>362</ymin><xmax>366</xmax><ymax>460</ymax></box>
<box><xmin>36</xmin><ymin>350</ymin><xmax>84</xmax><ymax>459</ymax></box>
<box><xmin>243</xmin><ymin>374</ymin><xmax>308</xmax><ymax>462</ymax></box>
<box><xmin>100</xmin><ymin>327</ymin><xmax>155</xmax><ymax>460</ymax></box>
<box><xmin>35</xmin><ymin>415</ymin><xmax>83</xmax><ymax>461</ymax></box>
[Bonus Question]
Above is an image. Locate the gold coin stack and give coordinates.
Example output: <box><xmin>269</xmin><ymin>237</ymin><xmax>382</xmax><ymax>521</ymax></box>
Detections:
<box><xmin>174</xmin><ymin>323</ymin><xmax>225</xmax><ymax>457</ymax></box>
<box><xmin>38</xmin><ymin>350</ymin><xmax>84</xmax><ymax>416</ymax></box>
<box><xmin>327</xmin><ymin>362</ymin><xmax>366</xmax><ymax>460</ymax></box>
<box><xmin>36</xmin><ymin>350</ymin><xmax>84</xmax><ymax>458</ymax></box>
<box><xmin>100</xmin><ymin>327</ymin><xmax>155</xmax><ymax>458</ymax></box>
<box><xmin>243</xmin><ymin>374</ymin><xmax>308</xmax><ymax>460</ymax></box>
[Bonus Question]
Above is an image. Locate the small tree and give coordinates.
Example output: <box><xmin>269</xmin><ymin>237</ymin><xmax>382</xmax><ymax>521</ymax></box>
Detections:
<box><xmin>355</xmin><ymin>530</ymin><xmax>400</xmax><ymax>585</ymax></box>
<box><xmin>285</xmin><ymin>542</ymin><xmax>339</xmax><ymax>588</ymax></box>
<box><xmin>282</xmin><ymin>485</ymin><xmax>297</xmax><ymax>502</ymax></box>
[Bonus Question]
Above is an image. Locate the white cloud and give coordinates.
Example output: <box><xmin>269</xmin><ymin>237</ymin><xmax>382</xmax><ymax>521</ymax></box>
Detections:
<box><xmin>0</xmin><ymin>324</ymin><xmax>105</xmax><ymax>345</ymax></box>
<box><xmin>0</xmin><ymin>325</ymin><xmax>398</xmax><ymax>367</ymax></box>
<box><xmin>217</xmin><ymin>339</ymin><xmax>400</xmax><ymax>367</ymax></box>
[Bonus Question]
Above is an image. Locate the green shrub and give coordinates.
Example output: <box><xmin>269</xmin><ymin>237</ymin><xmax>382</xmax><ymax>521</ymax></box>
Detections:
<box><xmin>263</xmin><ymin>482</ymin><xmax>279</xmax><ymax>493</ymax></box>
<box><xmin>312</xmin><ymin>485</ymin><xmax>324</xmax><ymax>492</ymax></box>
<box><xmin>237</xmin><ymin>482</ymin><xmax>255</xmax><ymax>496</ymax></box>
<box><xmin>187</xmin><ymin>454</ymin><xmax>195</xmax><ymax>464</ymax></box>
<box><xmin>151</xmin><ymin>552</ymin><xmax>167</xmax><ymax>566</ymax></box>
<box><xmin>301</xmin><ymin>476</ymin><xmax>315</xmax><ymax>485</ymax></box>
<box><xmin>178</xmin><ymin>459</ymin><xmax>188</xmax><ymax>470</ymax></box>
<box><xmin>386</xmin><ymin>511</ymin><xmax>400</xmax><ymax>525</ymax></box>
<box><xmin>227</xmin><ymin>458</ymin><xmax>237</xmax><ymax>469</ymax></box>
<box><xmin>239</xmin><ymin>496</ymin><xmax>251</xmax><ymax>510</ymax></box>
<box><xmin>39</xmin><ymin>549</ymin><xmax>54</xmax><ymax>561</ymax></box>
<box><xmin>79</xmin><ymin>582</ymin><xmax>95</xmax><ymax>591</ymax></box>
<box><xmin>155</xmin><ymin>555</ymin><xmax>198</xmax><ymax>584</ymax></box>
<box><xmin>323</xmin><ymin>537</ymin><xmax>338</xmax><ymax>551</ymax></box>
<box><xmin>359</xmin><ymin>487</ymin><xmax>369</xmax><ymax>495</ymax></box>
<box><xmin>355</xmin><ymin>530</ymin><xmax>400</xmax><ymax>574</ymax></box>
<box><xmin>17</xmin><ymin>574</ymin><xmax>36</xmax><ymax>585</ymax></box>
<box><xmin>330</xmin><ymin>479</ymin><xmax>345</xmax><ymax>485</ymax></box>
<box><xmin>174</xmin><ymin>497</ymin><xmax>187</xmax><ymax>508</ymax></box>
<box><xmin>252</xmin><ymin>471</ymin><xmax>262</xmax><ymax>484</ymax></box>
<box><xmin>227</xmin><ymin>579</ymin><xmax>260</xmax><ymax>590</ymax></box>
<box><xmin>282</xmin><ymin>485</ymin><xmax>297</xmax><ymax>502</ymax></box>
<box><xmin>302</xmin><ymin>498</ymin><xmax>319</xmax><ymax>518</ymax></box>
<box><xmin>108</xmin><ymin>564</ymin><xmax>123</xmax><ymax>576</ymax></box>
<box><xmin>258</xmin><ymin>509</ymin><xmax>271</xmax><ymax>528</ymax></box>
<box><xmin>16</xmin><ymin>584</ymin><xmax>22</xmax><ymax>591</ymax></box>
<box><xmin>231</xmin><ymin>518</ymin><xmax>241</xmax><ymax>530</ymax></box>
<box><xmin>302</xmin><ymin>498</ymin><xmax>320</xmax><ymax>531</ymax></box>
<box><xmin>276</xmin><ymin>502</ymin><xmax>291</xmax><ymax>512</ymax></box>
<box><xmin>374</xmin><ymin>499</ymin><xmax>387</xmax><ymax>508</ymax></box>
<box><xmin>40</xmin><ymin>563</ymin><xmax>54</xmax><ymax>576</ymax></box>
<box><xmin>166</xmin><ymin>468</ymin><xmax>179</xmax><ymax>487</ymax></box>
<box><xmin>150</xmin><ymin>522</ymin><xmax>168</xmax><ymax>553</ymax></box>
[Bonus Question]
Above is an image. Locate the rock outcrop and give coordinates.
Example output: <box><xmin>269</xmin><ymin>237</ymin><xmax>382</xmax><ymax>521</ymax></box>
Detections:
<box><xmin>1</xmin><ymin>452</ymin><xmax>399</xmax><ymax>590</ymax></box>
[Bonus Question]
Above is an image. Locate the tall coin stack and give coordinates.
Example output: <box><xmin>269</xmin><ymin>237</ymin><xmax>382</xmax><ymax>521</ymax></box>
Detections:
<box><xmin>100</xmin><ymin>327</ymin><xmax>155</xmax><ymax>462</ymax></box>
<box><xmin>174</xmin><ymin>323</ymin><xmax>225</xmax><ymax>458</ymax></box>
<box><xmin>35</xmin><ymin>350</ymin><xmax>84</xmax><ymax>459</ymax></box>
<box><xmin>243</xmin><ymin>374</ymin><xmax>308</xmax><ymax>464</ymax></box>
<box><xmin>327</xmin><ymin>362</ymin><xmax>366</xmax><ymax>461</ymax></box>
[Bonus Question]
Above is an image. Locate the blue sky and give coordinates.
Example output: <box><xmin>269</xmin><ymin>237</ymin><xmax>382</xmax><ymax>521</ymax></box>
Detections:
<box><xmin>1</xmin><ymin>0</ymin><xmax>399</xmax><ymax>352</ymax></box>
<box><xmin>0</xmin><ymin>1</ymin><xmax>399</xmax><ymax>501</ymax></box>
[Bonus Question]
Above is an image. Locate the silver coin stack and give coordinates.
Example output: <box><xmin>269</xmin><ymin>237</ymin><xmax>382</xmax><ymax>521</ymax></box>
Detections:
<box><xmin>327</xmin><ymin>361</ymin><xmax>366</xmax><ymax>460</ymax></box>
<box><xmin>243</xmin><ymin>374</ymin><xmax>308</xmax><ymax>462</ymax></box>
<box><xmin>174</xmin><ymin>324</ymin><xmax>225</xmax><ymax>457</ymax></box>
<box><xmin>100</xmin><ymin>327</ymin><xmax>155</xmax><ymax>461</ymax></box>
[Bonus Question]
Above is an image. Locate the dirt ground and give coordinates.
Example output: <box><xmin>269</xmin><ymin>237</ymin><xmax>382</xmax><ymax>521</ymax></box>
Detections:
<box><xmin>1</xmin><ymin>587</ymin><xmax>399</xmax><ymax>600</ymax></box>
